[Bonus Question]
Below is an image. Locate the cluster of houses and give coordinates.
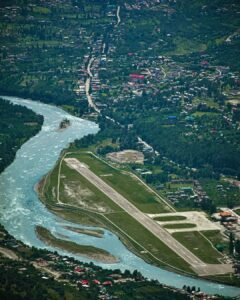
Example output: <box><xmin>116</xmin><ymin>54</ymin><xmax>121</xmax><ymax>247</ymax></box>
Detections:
<box><xmin>212</xmin><ymin>210</ymin><xmax>239</xmax><ymax>233</ymax></box>
<box><xmin>32</xmin><ymin>253</ymin><xmax>143</xmax><ymax>299</ymax></box>
<box><xmin>1</xmin><ymin>0</ymin><xmax>240</xmax><ymax>129</ymax></box>
<box><xmin>164</xmin><ymin>180</ymin><xmax>209</xmax><ymax>207</ymax></box>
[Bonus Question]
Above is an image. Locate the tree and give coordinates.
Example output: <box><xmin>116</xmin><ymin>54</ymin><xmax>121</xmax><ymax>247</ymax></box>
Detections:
<box><xmin>229</xmin><ymin>232</ymin><xmax>235</xmax><ymax>255</ymax></box>
<box><xmin>235</xmin><ymin>240</ymin><xmax>240</xmax><ymax>257</ymax></box>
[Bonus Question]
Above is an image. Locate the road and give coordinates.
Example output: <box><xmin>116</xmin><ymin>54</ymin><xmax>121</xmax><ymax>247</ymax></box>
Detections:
<box><xmin>85</xmin><ymin>57</ymin><xmax>101</xmax><ymax>113</ymax></box>
<box><xmin>137</xmin><ymin>136</ymin><xmax>153</xmax><ymax>151</ymax></box>
<box><xmin>102</xmin><ymin>42</ymin><xmax>106</xmax><ymax>54</ymax></box>
<box><xmin>116</xmin><ymin>6</ymin><xmax>121</xmax><ymax>26</ymax></box>
<box><xmin>87</xmin><ymin>57</ymin><xmax>95</xmax><ymax>78</ymax></box>
<box><xmin>161</xmin><ymin>66</ymin><xmax>167</xmax><ymax>78</ymax></box>
<box><xmin>64</xmin><ymin>158</ymin><xmax>233</xmax><ymax>276</ymax></box>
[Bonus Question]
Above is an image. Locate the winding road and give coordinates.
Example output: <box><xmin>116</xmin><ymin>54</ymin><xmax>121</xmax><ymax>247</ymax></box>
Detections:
<box><xmin>85</xmin><ymin>57</ymin><xmax>100</xmax><ymax>113</ymax></box>
<box><xmin>116</xmin><ymin>6</ymin><xmax>121</xmax><ymax>26</ymax></box>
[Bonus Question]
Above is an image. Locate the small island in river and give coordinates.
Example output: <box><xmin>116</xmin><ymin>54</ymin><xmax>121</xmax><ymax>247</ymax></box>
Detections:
<box><xmin>36</xmin><ymin>226</ymin><xmax>118</xmax><ymax>264</ymax></box>
<box><xmin>59</xmin><ymin>118</ymin><xmax>71</xmax><ymax>130</ymax></box>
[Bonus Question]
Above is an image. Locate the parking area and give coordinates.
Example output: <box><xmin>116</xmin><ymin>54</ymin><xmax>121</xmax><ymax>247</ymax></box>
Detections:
<box><xmin>148</xmin><ymin>211</ymin><xmax>221</xmax><ymax>233</ymax></box>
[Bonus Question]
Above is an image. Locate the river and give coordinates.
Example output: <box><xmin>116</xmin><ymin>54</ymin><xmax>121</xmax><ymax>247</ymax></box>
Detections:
<box><xmin>0</xmin><ymin>96</ymin><xmax>239</xmax><ymax>297</ymax></box>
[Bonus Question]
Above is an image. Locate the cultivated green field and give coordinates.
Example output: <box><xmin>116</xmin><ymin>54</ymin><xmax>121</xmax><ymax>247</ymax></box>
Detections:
<box><xmin>172</xmin><ymin>231</ymin><xmax>223</xmax><ymax>264</ymax></box>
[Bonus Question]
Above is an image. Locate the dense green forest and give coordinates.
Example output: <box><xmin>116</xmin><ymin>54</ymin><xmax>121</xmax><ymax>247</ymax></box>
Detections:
<box><xmin>0</xmin><ymin>260</ymin><xmax>88</xmax><ymax>300</ymax></box>
<box><xmin>134</xmin><ymin>113</ymin><xmax>240</xmax><ymax>178</ymax></box>
<box><xmin>0</xmin><ymin>98</ymin><xmax>43</xmax><ymax>173</ymax></box>
<box><xmin>0</xmin><ymin>264</ymin><xmax>192</xmax><ymax>300</ymax></box>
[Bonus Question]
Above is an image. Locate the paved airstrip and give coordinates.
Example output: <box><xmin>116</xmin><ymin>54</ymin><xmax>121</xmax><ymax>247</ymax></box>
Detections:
<box><xmin>64</xmin><ymin>157</ymin><xmax>233</xmax><ymax>276</ymax></box>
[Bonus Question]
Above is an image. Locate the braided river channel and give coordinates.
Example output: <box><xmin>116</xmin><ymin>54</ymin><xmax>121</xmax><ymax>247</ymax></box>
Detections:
<box><xmin>0</xmin><ymin>96</ymin><xmax>239</xmax><ymax>297</ymax></box>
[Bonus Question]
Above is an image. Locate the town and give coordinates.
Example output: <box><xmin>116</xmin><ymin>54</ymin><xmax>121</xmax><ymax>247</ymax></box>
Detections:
<box><xmin>0</xmin><ymin>0</ymin><xmax>240</xmax><ymax>298</ymax></box>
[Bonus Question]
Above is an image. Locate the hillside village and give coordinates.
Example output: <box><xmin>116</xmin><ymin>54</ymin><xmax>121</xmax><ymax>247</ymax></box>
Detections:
<box><xmin>0</xmin><ymin>224</ymin><xmax>223</xmax><ymax>300</ymax></box>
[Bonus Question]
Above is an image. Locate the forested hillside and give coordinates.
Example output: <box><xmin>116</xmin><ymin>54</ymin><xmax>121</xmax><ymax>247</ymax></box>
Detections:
<box><xmin>0</xmin><ymin>98</ymin><xmax>43</xmax><ymax>172</ymax></box>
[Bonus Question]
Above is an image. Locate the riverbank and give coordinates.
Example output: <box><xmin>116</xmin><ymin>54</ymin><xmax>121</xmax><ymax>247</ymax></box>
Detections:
<box><xmin>36</xmin><ymin>153</ymin><xmax>194</xmax><ymax>275</ymax></box>
<box><xmin>36</xmin><ymin>148</ymin><xmax>240</xmax><ymax>289</ymax></box>
<box><xmin>1</xmin><ymin>96</ymin><xmax>239</xmax><ymax>297</ymax></box>
<box><xmin>0</xmin><ymin>224</ymin><xmax>195</xmax><ymax>300</ymax></box>
<box><xmin>0</xmin><ymin>97</ymin><xmax>43</xmax><ymax>173</ymax></box>
<box><xmin>36</xmin><ymin>226</ymin><xmax>118</xmax><ymax>264</ymax></box>
<box><xmin>64</xmin><ymin>226</ymin><xmax>104</xmax><ymax>238</ymax></box>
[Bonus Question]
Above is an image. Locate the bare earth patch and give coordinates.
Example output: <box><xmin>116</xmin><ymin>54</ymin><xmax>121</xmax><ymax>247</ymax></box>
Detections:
<box><xmin>106</xmin><ymin>149</ymin><xmax>144</xmax><ymax>164</ymax></box>
<box><xmin>62</xmin><ymin>181</ymin><xmax>110</xmax><ymax>213</ymax></box>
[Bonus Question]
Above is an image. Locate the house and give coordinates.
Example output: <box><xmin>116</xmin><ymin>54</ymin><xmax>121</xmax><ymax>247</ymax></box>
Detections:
<box><xmin>129</xmin><ymin>74</ymin><xmax>145</xmax><ymax>79</ymax></box>
<box><xmin>74</xmin><ymin>266</ymin><xmax>85</xmax><ymax>273</ymax></box>
<box><xmin>93</xmin><ymin>279</ymin><xmax>101</xmax><ymax>285</ymax></box>
<box><xmin>80</xmin><ymin>279</ymin><xmax>89</xmax><ymax>287</ymax></box>
<box><xmin>219</xmin><ymin>211</ymin><xmax>232</xmax><ymax>218</ymax></box>
<box><xmin>102</xmin><ymin>281</ymin><xmax>113</xmax><ymax>286</ymax></box>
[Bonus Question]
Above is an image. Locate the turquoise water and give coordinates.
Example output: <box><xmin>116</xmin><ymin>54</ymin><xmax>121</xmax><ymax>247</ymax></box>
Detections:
<box><xmin>0</xmin><ymin>96</ymin><xmax>239</xmax><ymax>297</ymax></box>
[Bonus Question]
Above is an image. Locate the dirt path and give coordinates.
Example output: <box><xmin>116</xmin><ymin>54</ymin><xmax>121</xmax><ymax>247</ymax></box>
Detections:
<box><xmin>116</xmin><ymin>6</ymin><xmax>121</xmax><ymax>26</ymax></box>
<box><xmin>33</xmin><ymin>262</ymin><xmax>61</xmax><ymax>279</ymax></box>
<box><xmin>0</xmin><ymin>247</ymin><xmax>18</xmax><ymax>260</ymax></box>
<box><xmin>64</xmin><ymin>158</ymin><xmax>233</xmax><ymax>276</ymax></box>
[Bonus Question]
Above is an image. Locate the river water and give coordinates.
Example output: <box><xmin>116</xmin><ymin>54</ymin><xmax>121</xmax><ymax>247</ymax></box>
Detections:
<box><xmin>0</xmin><ymin>96</ymin><xmax>239</xmax><ymax>297</ymax></box>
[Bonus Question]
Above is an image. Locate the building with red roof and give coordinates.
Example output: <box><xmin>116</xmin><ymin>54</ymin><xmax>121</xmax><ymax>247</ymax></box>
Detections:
<box><xmin>129</xmin><ymin>74</ymin><xmax>145</xmax><ymax>79</ymax></box>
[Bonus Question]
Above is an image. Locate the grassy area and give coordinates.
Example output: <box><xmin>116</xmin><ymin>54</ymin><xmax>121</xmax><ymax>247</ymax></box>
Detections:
<box><xmin>164</xmin><ymin>223</ymin><xmax>196</xmax><ymax>229</ymax></box>
<box><xmin>192</xmin><ymin>112</ymin><xmax>219</xmax><ymax>117</ymax></box>
<box><xmin>153</xmin><ymin>215</ymin><xmax>187</xmax><ymax>222</ymax></box>
<box><xmin>160</xmin><ymin>182</ymin><xmax>194</xmax><ymax>196</ymax></box>
<box><xmin>172</xmin><ymin>231</ymin><xmax>223</xmax><ymax>264</ymax></box>
<box><xmin>35</xmin><ymin>226</ymin><xmax>117</xmax><ymax>263</ymax></box>
<box><xmin>40</xmin><ymin>203</ymin><xmax>193</xmax><ymax>273</ymax></box>
<box><xmin>59</xmin><ymin>160</ymin><xmax>122</xmax><ymax>213</ymax></box>
<box><xmin>202</xmin><ymin>230</ymin><xmax>229</xmax><ymax>254</ymax></box>
<box><xmin>192</xmin><ymin>97</ymin><xmax>220</xmax><ymax>109</ymax></box>
<box><xmin>39</xmin><ymin>152</ymin><xmax>193</xmax><ymax>274</ymax></box>
<box><xmin>204</xmin><ymin>274</ymin><xmax>240</xmax><ymax>288</ymax></box>
<box><xmin>105</xmin><ymin>212</ymin><xmax>192</xmax><ymax>273</ymax></box>
<box><xmin>65</xmin><ymin>152</ymin><xmax>172</xmax><ymax>214</ymax></box>
<box><xmin>167</xmin><ymin>37</ymin><xmax>207</xmax><ymax>55</ymax></box>
<box><xmin>235</xmin><ymin>209</ymin><xmax>240</xmax><ymax>216</ymax></box>
<box><xmin>200</xmin><ymin>179</ymin><xmax>240</xmax><ymax>207</ymax></box>
<box><xmin>32</xmin><ymin>6</ymin><xmax>51</xmax><ymax>14</ymax></box>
